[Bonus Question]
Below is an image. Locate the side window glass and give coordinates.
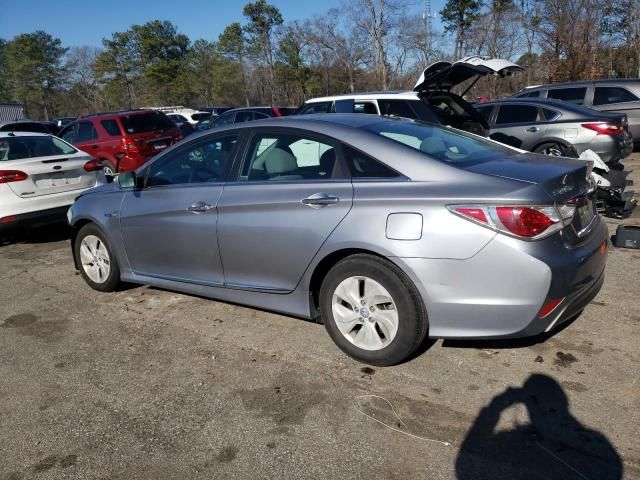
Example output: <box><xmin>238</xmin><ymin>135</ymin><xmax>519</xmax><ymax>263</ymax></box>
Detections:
<box><xmin>298</xmin><ymin>101</ymin><xmax>333</xmax><ymax>114</ymax></box>
<box><xmin>147</xmin><ymin>134</ymin><xmax>238</xmax><ymax>187</ymax></box>
<box><xmin>212</xmin><ymin>113</ymin><xmax>234</xmax><ymax>127</ymax></box>
<box><xmin>475</xmin><ymin>106</ymin><xmax>493</xmax><ymax>122</ymax></box>
<box><xmin>378</xmin><ymin>100</ymin><xmax>418</xmax><ymax>119</ymax></box>
<box><xmin>517</xmin><ymin>91</ymin><xmax>540</xmax><ymax>98</ymax></box>
<box><xmin>344</xmin><ymin>145</ymin><xmax>399</xmax><ymax>178</ymax></box>
<box><xmin>241</xmin><ymin>133</ymin><xmax>336</xmax><ymax>181</ymax></box>
<box><xmin>542</xmin><ymin>108</ymin><xmax>560</xmax><ymax>121</ymax></box>
<box><xmin>593</xmin><ymin>87</ymin><xmax>639</xmax><ymax>106</ymax></box>
<box><xmin>495</xmin><ymin>105</ymin><xmax>539</xmax><ymax>124</ymax></box>
<box><xmin>354</xmin><ymin>102</ymin><xmax>378</xmax><ymax>114</ymax></box>
<box><xmin>235</xmin><ymin>112</ymin><xmax>254</xmax><ymax>123</ymax></box>
<box><xmin>76</xmin><ymin>121</ymin><xmax>98</xmax><ymax>142</ymax></box>
<box><xmin>547</xmin><ymin>87</ymin><xmax>587</xmax><ymax>105</ymax></box>
<box><xmin>60</xmin><ymin>125</ymin><xmax>77</xmax><ymax>143</ymax></box>
<box><xmin>101</xmin><ymin>120</ymin><xmax>122</xmax><ymax>136</ymax></box>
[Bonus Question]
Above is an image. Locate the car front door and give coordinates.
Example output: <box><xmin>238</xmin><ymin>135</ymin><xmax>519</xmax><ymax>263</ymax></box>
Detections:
<box><xmin>489</xmin><ymin>103</ymin><xmax>546</xmax><ymax>150</ymax></box>
<box><xmin>217</xmin><ymin>128</ymin><xmax>353</xmax><ymax>292</ymax></box>
<box><xmin>119</xmin><ymin>133</ymin><xmax>240</xmax><ymax>285</ymax></box>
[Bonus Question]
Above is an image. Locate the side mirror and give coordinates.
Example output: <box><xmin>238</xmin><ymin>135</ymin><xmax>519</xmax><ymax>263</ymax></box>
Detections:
<box><xmin>117</xmin><ymin>171</ymin><xmax>141</xmax><ymax>189</ymax></box>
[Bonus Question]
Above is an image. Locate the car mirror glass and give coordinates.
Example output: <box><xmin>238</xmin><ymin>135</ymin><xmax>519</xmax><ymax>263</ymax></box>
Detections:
<box><xmin>117</xmin><ymin>171</ymin><xmax>136</xmax><ymax>189</ymax></box>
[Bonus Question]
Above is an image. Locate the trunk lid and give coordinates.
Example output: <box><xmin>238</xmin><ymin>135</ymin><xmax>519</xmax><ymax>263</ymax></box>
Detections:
<box><xmin>414</xmin><ymin>56</ymin><xmax>523</xmax><ymax>93</ymax></box>
<box><xmin>118</xmin><ymin>111</ymin><xmax>180</xmax><ymax>157</ymax></box>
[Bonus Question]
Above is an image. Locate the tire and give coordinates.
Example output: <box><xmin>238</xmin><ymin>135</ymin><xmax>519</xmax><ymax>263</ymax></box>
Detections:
<box><xmin>319</xmin><ymin>254</ymin><xmax>428</xmax><ymax>366</ymax></box>
<box><xmin>74</xmin><ymin>223</ymin><xmax>120</xmax><ymax>292</ymax></box>
<box><xmin>102</xmin><ymin>160</ymin><xmax>116</xmax><ymax>177</ymax></box>
<box><xmin>533</xmin><ymin>142</ymin><xmax>574</xmax><ymax>157</ymax></box>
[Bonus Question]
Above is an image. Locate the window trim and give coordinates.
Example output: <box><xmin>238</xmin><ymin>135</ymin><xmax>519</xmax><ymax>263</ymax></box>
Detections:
<box><xmin>229</xmin><ymin>126</ymin><xmax>349</xmax><ymax>184</ymax></box>
<box><xmin>141</xmin><ymin>131</ymin><xmax>243</xmax><ymax>190</ymax></box>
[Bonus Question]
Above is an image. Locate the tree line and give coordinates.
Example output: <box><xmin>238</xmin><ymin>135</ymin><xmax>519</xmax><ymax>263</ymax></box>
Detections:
<box><xmin>0</xmin><ymin>0</ymin><xmax>638</xmax><ymax>120</ymax></box>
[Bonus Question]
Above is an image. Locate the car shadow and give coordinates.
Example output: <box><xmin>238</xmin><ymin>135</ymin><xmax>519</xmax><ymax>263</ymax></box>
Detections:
<box><xmin>455</xmin><ymin>374</ymin><xmax>623</xmax><ymax>479</ymax></box>
<box><xmin>0</xmin><ymin>222</ymin><xmax>71</xmax><ymax>247</ymax></box>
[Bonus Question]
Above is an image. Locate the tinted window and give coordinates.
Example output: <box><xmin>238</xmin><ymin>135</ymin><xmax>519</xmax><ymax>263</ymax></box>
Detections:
<box><xmin>547</xmin><ymin>87</ymin><xmax>587</xmax><ymax>105</ymax></box>
<box><xmin>101</xmin><ymin>119</ymin><xmax>122</xmax><ymax>136</ymax></box>
<box><xmin>495</xmin><ymin>105</ymin><xmax>539</xmax><ymax>124</ymax></box>
<box><xmin>0</xmin><ymin>122</ymin><xmax>49</xmax><ymax>134</ymax></box>
<box><xmin>212</xmin><ymin>113</ymin><xmax>235</xmax><ymax>127</ymax></box>
<box><xmin>235</xmin><ymin>111</ymin><xmax>254</xmax><ymax>122</ymax></box>
<box><xmin>297</xmin><ymin>101</ymin><xmax>333</xmax><ymax>114</ymax></box>
<box><xmin>344</xmin><ymin>145</ymin><xmax>399</xmax><ymax>178</ymax></box>
<box><xmin>0</xmin><ymin>136</ymin><xmax>76</xmax><ymax>161</ymax></box>
<box><xmin>242</xmin><ymin>133</ymin><xmax>335</xmax><ymax>181</ymax></box>
<box><xmin>120</xmin><ymin>112</ymin><xmax>175</xmax><ymax>134</ymax></box>
<box><xmin>77</xmin><ymin>121</ymin><xmax>98</xmax><ymax>142</ymax></box>
<box><xmin>593</xmin><ymin>86</ymin><xmax>639</xmax><ymax>106</ymax></box>
<box><xmin>254</xmin><ymin>112</ymin><xmax>269</xmax><ymax>119</ymax></box>
<box><xmin>363</xmin><ymin>119</ymin><xmax>513</xmax><ymax>164</ymax></box>
<box><xmin>147</xmin><ymin>134</ymin><xmax>238</xmax><ymax>187</ymax></box>
<box><xmin>378</xmin><ymin>100</ymin><xmax>417</xmax><ymax>119</ymax></box>
<box><xmin>542</xmin><ymin>108</ymin><xmax>560</xmax><ymax>121</ymax></box>
<box><xmin>475</xmin><ymin>106</ymin><xmax>493</xmax><ymax>122</ymax></box>
<box><xmin>354</xmin><ymin>102</ymin><xmax>378</xmax><ymax>114</ymax></box>
<box><xmin>517</xmin><ymin>90</ymin><xmax>540</xmax><ymax>98</ymax></box>
<box><xmin>60</xmin><ymin>125</ymin><xmax>76</xmax><ymax>143</ymax></box>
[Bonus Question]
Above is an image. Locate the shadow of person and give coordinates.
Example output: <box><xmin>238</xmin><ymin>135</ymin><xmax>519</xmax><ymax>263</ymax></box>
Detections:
<box><xmin>455</xmin><ymin>374</ymin><xmax>622</xmax><ymax>480</ymax></box>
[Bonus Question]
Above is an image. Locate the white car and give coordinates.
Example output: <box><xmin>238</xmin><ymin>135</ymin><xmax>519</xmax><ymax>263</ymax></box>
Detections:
<box><xmin>0</xmin><ymin>132</ymin><xmax>101</xmax><ymax>234</ymax></box>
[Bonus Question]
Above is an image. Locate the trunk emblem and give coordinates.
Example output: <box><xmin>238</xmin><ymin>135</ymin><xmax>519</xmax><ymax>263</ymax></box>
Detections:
<box><xmin>53</xmin><ymin>165</ymin><xmax>62</xmax><ymax>170</ymax></box>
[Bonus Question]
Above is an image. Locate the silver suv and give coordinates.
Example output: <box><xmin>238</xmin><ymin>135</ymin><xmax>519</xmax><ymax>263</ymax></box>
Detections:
<box><xmin>515</xmin><ymin>80</ymin><xmax>640</xmax><ymax>144</ymax></box>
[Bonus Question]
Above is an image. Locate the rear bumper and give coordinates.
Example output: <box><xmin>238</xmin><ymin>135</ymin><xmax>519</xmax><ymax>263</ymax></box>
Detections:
<box><xmin>585</xmin><ymin>134</ymin><xmax>632</xmax><ymax>164</ymax></box>
<box><xmin>396</xmin><ymin>219</ymin><xmax>608</xmax><ymax>339</ymax></box>
<box><xmin>0</xmin><ymin>206</ymin><xmax>69</xmax><ymax>234</ymax></box>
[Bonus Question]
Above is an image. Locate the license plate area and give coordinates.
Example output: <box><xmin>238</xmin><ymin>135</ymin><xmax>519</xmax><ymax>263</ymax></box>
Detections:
<box><xmin>572</xmin><ymin>196</ymin><xmax>596</xmax><ymax>237</ymax></box>
<box><xmin>149</xmin><ymin>137</ymin><xmax>171</xmax><ymax>150</ymax></box>
<box><xmin>34</xmin><ymin>171</ymin><xmax>82</xmax><ymax>188</ymax></box>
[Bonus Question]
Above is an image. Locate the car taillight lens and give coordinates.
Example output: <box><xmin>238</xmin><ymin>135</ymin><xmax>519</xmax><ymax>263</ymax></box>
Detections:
<box><xmin>83</xmin><ymin>159</ymin><xmax>102</xmax><ymax>172</ymax></box>
<box><xmin>449</xmin><ymin>203</ymin><xmax>576</xmax><ymax>240</ymax></box>
<box><xmin>121</xmin><ymin>138</ymin><xmax>139</xmax><ymax>153</ymax></box>
<box><xmin>581</xmin><ymin>122</ymin><xmax>623</xmax><ymax>135</ymax></box>
<box><xmin>0</xmin><ymin>170</ymin><xmax>28</xmax><ymax>184</ymax></box>
<box><xmin>538</xmin><ymin>298</ymin><xmax>564</xmax><ymax>318</ymax></box>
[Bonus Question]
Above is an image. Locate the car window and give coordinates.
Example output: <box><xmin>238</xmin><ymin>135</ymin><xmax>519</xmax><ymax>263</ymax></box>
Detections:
<box><xmin>76</xmin><ymin>121</ymin><xmax>99</xmax><ymax>142</ymax></box>
<box><xmin>120</xmin><ymin>112</ymin><xmax>175</xmax><ymax>133</ymax></box>
<box><xmin>101</xmin><ymin>119</ymin><xmax>122</xmax><ymax>136</ymax></box>
<box><xmin>60</xmin><ymin>125</ymin><xmax>76</xmax><ymax>143</ymax></box>
<box><xmin>146</xmin><ymin>134</ymin><xmax>238</xmax><ymax>187</ymax></box>
<box><xmin>241</xmin><ymin>133</ymin><xmax>336</xmax><ymax>181</ymax></box>
<box><xmin>354</xmin><ymin>102</ymin><xmax>378</xmax><ymax>114</ymax></box>
<box><xmin>254</xmin><ymin>112</ymin><xmax>269</xmax><ymax>119</ymax></box>
<box><xmin>297</xmin><ymin>101</ymin><xmax>333</xmax><ymax>115</ymax></box>
<box><xmin>0</xmin><ymin>136</ymin><xmax>76</xmax><ymax>161</ymax></box>
<box><xmin>343</xmin><ymin>145</ymin><xmax>399</xmax><ymax>178</ymax></box>
<box><xmin>593</xmin><ymin>86</ymin><xmax>639</xmax><ymax>106</ymax></box>
<box><xmin>474</xmin><ymin>106</ymin><xmax>493</xmax><ymax>122</ymax></box>
<box><xmin>517</xmin><ymin>90</ymin><xmax>540</xmax><ymax>98</ymax></box>
<box><xmin>378</xmin><ymin>100</ymin><xmax>417</xmax><ymax>119</ymax></box>
<box><xmin>212</xmin><ymin>113</ymin><xmax>235</xmax><ymax>127</ymax></box>
<box><xmin>547</xmin><ymin>87</ymin><xmax>587</xmax><ymax>105</ymax></box>
<box><xmin>542</xmin><ymin>108</ymin><xmax>560</xmax><ymax>121</ymax></box>
<box><xmin>235</xmin><ymin>112</ymin><xmax>254</xmax><ymax>123</ymax></box>
<box><xmin>495</xmin><ymin>105</ymin><xmax>539</xmax><ymax>124</ymax></box>
<box><xmin>363</xmin><ymin>119</ymin><xmax>514</xmax><ymax>165</ymax></box>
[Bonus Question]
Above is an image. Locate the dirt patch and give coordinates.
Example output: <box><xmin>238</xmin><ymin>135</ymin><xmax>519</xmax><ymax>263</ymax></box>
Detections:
<box><xmin>2</xmin><ymin>313</ymin><xmax>38</xmax><ymax>328</ymax></box>
<box><xmin>216</xmin><ymin>445</ymin><xmax>238</xmax><ymax>463</ymax></box>
<box><xmin>561</xmin><ymin>381</ymin><xmax>588</xmax><ymax>393</ymax></box>
<box><xmin>554</xmin><ymin>351</ymin><xmax>578</xmax><ymax>368</ymax></box>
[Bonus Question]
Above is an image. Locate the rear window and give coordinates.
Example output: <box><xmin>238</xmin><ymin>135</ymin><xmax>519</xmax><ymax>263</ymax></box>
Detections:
<box><xmin>547</xmin><ymin>87</ymin><xmax>586</xmax><ymax>105</ymax></box>
<box><xmin>0</xmin><ymin>136</ymin><xmax>76</xmax><ymax>161</ymax></box>
<box><xmin>120</xmin><ymin>112</ymin><xmax>175</xmax><ymax>134</ymax></box>
<box><xmin>362</xmin><ymin>119</ymin><xmax>513</xmax><ymax>165</ymax></box>
<box><xmin>101</xmin><ymin>119</ymin><xmax>122</xmax><ymax>136</ymax></box>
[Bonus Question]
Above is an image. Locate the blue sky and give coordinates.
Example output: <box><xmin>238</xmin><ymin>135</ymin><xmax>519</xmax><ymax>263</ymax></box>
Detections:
<box><xmin>1</xmin><ymin>0</ymin><xmax>444</xmax><ymax>47</ymax></box>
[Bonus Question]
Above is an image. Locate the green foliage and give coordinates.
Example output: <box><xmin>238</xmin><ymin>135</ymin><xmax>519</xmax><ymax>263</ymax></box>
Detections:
<box><xmin>440</xmin><ymin>0</ymin><xmax>484</xmax><ymax>35</ymax></box>
<box><xmin>0</xmin><ymin>39</ymin><xmax>9</xmax><ymax>102</ymax></box>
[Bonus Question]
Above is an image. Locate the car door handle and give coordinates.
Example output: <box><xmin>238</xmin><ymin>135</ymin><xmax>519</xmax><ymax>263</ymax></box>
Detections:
<box><xmin>187</xmin><ymin>201</ymin><xmax>213</xmax><ymax>213</ymax></box>
<box><xmin>301</xmin><ymin>193</ymin><xmax>339</xmax><ymax>208</ymax></box>
<box><xmin>526</xmin><ymin>127</ymin><xmax>540</xmax><ymax>132</ymax></box>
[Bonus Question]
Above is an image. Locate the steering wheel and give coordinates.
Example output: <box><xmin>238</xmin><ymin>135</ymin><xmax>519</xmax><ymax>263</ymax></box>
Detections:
<box><xmin>188</xmin><ymin>167</ymin><xmax>218</xmax><ymax>184</ymax></box>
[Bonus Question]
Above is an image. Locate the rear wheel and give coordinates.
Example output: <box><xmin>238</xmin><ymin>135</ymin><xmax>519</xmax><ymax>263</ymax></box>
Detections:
<box><xmin>75</xmin><ymin>224</ymin><xmax>120</xmax><ymax>292</ymax></box>
<box><xmin>534</xmin><ymin>142</ymin><xmax>571</xmax><ymax>157</ymax></box>
<box><xmin>101</xmin><ymin>160</ymin><xmax>116</xmax><ymax>177</ymax></box>
<box><xmin>319</xmin><ymin>254</ymin><xmax>428</xmax><ymax>366</ymax></box>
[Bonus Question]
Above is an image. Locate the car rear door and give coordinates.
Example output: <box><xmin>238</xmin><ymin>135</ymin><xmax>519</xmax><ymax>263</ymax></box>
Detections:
<box><xmin>119</xmin><ymin>133</ymin><xmax>240</xmax><ymax>285</ymax></box>
<box><xmin>489</xmin><ymin>103</ymin><xmax>546</xmax><ymax>150</ymax></box>
<box><xmin>217</xmin><ymin>127</ymin><xmax>353</xmax><ymax>292</ymax></box>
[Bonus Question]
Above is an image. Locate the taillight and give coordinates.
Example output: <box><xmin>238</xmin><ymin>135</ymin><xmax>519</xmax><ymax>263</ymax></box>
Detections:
<box><xmin>538</xmin><ymin>298</ymin><xmax>564</xmax><ymax>318</ymax></box>
<box><xmin>83</xmin><ymin>159</ymin><xmax>102</xmax><ymax>172</ymax></box>
<box><xmin>121</xmin><ymin>138</ymin><xmax>139</xmax><ymax>153</ymax></box>
<box><xmin>175</xmin><ymin>134</ymin><xmax>183</xmax><ymax>142</ymax></box>
<box><xmin>449</xmin><ymin>203</ymin><xmax>576</xmax><ymax>240</ymax></box>
<box><xmin>272</xmin><ymin>107</ymin><xmax>282</xmax><ymax>117</ymax></box>
<box><xmin>581</xmin><ymin>122</ymin><xmax>623</xmax><ymax>135</ymax></box>
<box><xmin>0</xmin><ymin>170</ymin><xmax>28</xmax><ymax>184</ymax></box>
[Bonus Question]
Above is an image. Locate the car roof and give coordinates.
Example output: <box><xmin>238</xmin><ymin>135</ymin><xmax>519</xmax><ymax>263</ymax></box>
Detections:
<box><xmin>78</xmin><ymin>109</ymin><xmax>159</xmax><ymax>120</ymax></box>
<box><xmin>0</xmin><ymin>131</ymin><xmax>51</xmax><ymax>138</ymax></box>
<box><xmin>304</xmin><ymin>91</ymin><xmax>419</xmax><ymax>103</ymax></box>
<box><xmin>520</xmin><ymin>78</ymin><xmax>640</xmax><ymax>90</ymax></box>
<box><xmin>478</xmin><ymin>98</ymin><xmax>576</xmax><ymax>109</ymax></box>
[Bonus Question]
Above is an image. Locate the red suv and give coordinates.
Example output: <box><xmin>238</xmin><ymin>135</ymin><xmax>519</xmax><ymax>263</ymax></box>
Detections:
<box><xmin>58</xmin><ymin>109</ymin><xmax>182</xmax><ymax>175</ymax></box>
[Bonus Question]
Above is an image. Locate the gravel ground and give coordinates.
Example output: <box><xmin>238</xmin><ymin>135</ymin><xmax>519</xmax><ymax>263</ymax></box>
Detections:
<box><xmin>1</xmin><ymin>154</ymin><xmax>639</xmax><ymax>480</ymax></box>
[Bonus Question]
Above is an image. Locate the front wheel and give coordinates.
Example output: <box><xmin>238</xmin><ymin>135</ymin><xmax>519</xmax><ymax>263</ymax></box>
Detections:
<box><xmin>319</xmin><ymin>254</ymin><xmax>428</xmax><ymax>366</ymax></box>
<box><xmin>74</xmin><ymin>224</ymin><xmax>121</xmax><ymax>292</ymax></box>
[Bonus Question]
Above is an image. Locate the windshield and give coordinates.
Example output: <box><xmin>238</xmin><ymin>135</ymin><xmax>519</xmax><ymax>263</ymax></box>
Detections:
<box><xmin>120</xmin><ymin>112</ymin><xmax>175</xmax><ymax>134</ymax></box>
<box><xmin>362</xmin><ymin>119</ymin><xmax>514</xmax><ymax>164</ymax></box>
<box><xmin>0</xmin><ymin>136</ymin><xmax>77</xmax><ymax>161</ymax></box>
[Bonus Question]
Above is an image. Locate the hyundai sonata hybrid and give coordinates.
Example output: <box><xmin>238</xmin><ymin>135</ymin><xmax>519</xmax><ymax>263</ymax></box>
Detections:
<box><xmin>68</xmin><ymin>114</ymin><xmax>608</xmax><ymax>365</ymax></box>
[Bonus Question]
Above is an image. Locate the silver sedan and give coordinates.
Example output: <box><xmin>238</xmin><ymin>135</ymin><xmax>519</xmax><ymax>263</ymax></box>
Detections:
<box><xmin>68</xmin><ymin>114</ymin><xmax>608</xmax><ymax>365</ymax></box>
